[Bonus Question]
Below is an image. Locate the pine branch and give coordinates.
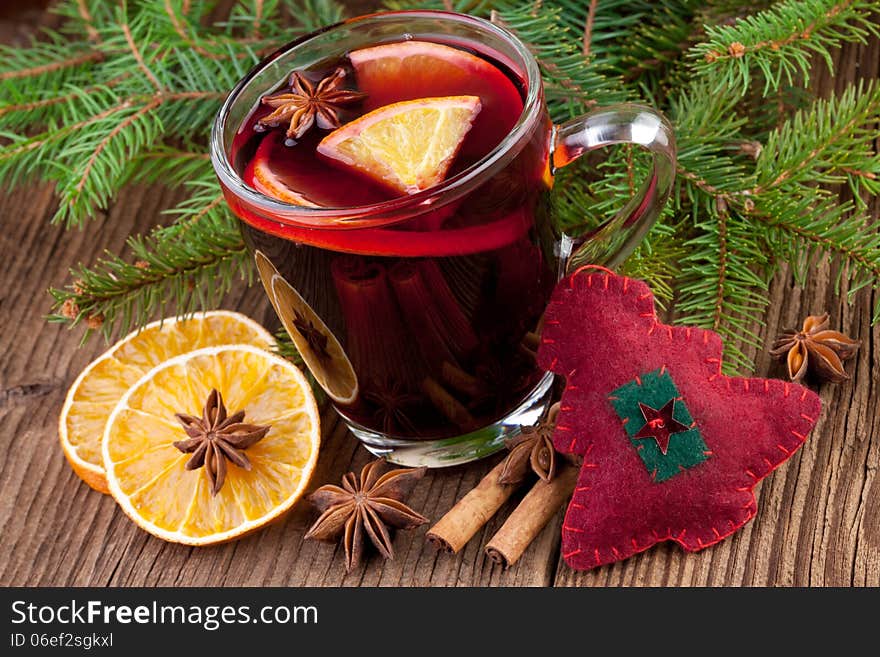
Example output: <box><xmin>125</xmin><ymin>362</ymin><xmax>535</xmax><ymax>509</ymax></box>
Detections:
<box><xmin>0</xmin><ymin>73</ymin><xmax>130</xmax><ymax>130</ymax></box>
<box><xmin>759</xmin><ymin>190</ymin><xmax>880</xmax><ymax>321</ymax></box>
<box><xmin>691</xmin><ymin>0</ymin><xmax>880</xmax><ymax>95</ymax></box>
<box><xmin>489</xmin><ymin>1</ymin><xmax>629</xmax><ymax>119</ymax></box>
<box><xmin>670</xmin><ymin>78</ymin><xmax>753</xmax><ymax>203</ymax></box>
<box><xmin>0</xmin><ymin>94</ymin><xmax>132</xmax><ymax>188</ymax></box>
<box><xmin>581</xmin><ymin>0</ymin><xmax>598</xmax><ymax>58</ymax></box>
<box><xmin>676</xmin><ymin>200</ymin><xmax>773</xmax><ymax>372</ymax></box>
<box><xmin>753</xmin><ymin>80</ymin><xmax>880</xmax><ymax>194</ymax></box>
<box><xmin>52</xmin><ymin>98</ymin><xmax>164</xmax><ymax>226</ymax></box>
<box><xmin>0</xmin><ymin>47</ymin><xmax>103</xmax><ymax>82</ymax></box>
<box><xmin>52</xmin><ymin>0</ymin><xmax>116</xmax><ymax>41</ymax></box>
<box><xmin>295</xmin><ymin>0</ymin><xmax>347</xmax><ymax>32</ymax></box>
<box><xmin>619</xmin><ymin>222</ymin><xmax>684</xmax><ymax>307</ymax></box>
<box><xmin>73</xmin><ymin>0</ymin><xmax>101</xmax><ymax>42</ymax></box>
<box><xmin>123</xmin><ymin>144</ymin><xmax>214</xmax><ymax>187</ymax></box>
<box><xmin>0</xmin><ymin>1</ymin><xmax>247</xmax><ymax>225</ymax></box>
<box><xmin>49</xmin><ymin>194</ymin><xmax>249</xmax><ymax>340</ymax></box>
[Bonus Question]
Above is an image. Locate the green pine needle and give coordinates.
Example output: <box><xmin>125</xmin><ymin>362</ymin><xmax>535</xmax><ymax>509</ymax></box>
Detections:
<box><xmin>48</xmin><ymin>194</ymin><xmax>249</xmax><ymax>341</ymax></box>
<box><xmin>691</xmin><ymin>0</ymin><xmax>880</xmax><ymax>96</ymax></box>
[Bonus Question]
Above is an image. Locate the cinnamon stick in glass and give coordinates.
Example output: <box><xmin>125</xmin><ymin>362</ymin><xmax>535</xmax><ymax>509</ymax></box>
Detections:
<box><xmin>484</xmin><ymin>461</ymin><xmax>579</xmax><ymax>568</ymax></box>
<box><xmin>421</xmin><ymin>377</ymin><xmax>476</xmax><ymax>431</ymax></box>
<box><xmin>426</xmin><ymin>460</ymin><xmax>519</xmax><ymax>553</ymax></box>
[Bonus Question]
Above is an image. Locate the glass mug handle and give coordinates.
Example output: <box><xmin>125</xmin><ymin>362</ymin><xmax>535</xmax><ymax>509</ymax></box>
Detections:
<box><xmin>552</xmin><ymin>104</ymin><xmax>677</xmax><ymax>273</ymax></box>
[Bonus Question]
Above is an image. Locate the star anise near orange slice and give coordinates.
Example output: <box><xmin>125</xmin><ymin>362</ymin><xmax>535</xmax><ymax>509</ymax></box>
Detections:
<box><xmin>256</xmin><ymin>67</ymin><xmax>366</xmax><ymax>141</ymax></box>
<box><xmin>770</xmin><ymin>313</ymin><xmax>860</xmax><ymax>383</ymax></box>
<box><xmin>498</xmin><ymin>402</ymin><xmax>560</xmax><ymax>484</ymax></box>
<box><xmin>173</xmin><ymin>388</ymin><xmax>270</xmax><ymax>496</ymax></box>
<box><xmin>305</xmin><ymin>459</ymin><xmax>428</xmax><ymax>572</ymax></box>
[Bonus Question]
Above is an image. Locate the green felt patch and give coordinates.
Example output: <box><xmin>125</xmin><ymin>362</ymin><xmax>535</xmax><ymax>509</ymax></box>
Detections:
<box><xmin>608</xmin><ymin>368</ymin><xmax>709</xmax><ymax>482</ymax></box>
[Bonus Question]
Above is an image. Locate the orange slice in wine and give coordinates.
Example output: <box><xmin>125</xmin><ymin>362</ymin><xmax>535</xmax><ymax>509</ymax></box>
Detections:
<box><xmin>317</xmin><ymin>96</ymin><xmax>481</xmax><ymax>195</ymax></box>
<box><xmin>246</xmin><ymin>138</ymin><xmax>319</xmax><ymax>207</ymax></box>
<box><xmin>246</xmin><ymin>133</ymin><xmax>391</xmax><ymax>208</ymax></box>
<box><xmin>349</xmin><ymin>40</ymin><xmax>523</xmax><ymax>154</ymax></box>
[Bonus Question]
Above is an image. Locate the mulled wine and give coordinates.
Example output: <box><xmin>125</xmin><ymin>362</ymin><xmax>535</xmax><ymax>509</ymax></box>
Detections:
<box><xmin>213</xmin><ymin>11</ymin><xmax>677</xmax><ymax>466</ymax></box>
<box><xmin>228</xmin><ymin>37</ymin><xmax>559</xmax><ymax>440</ymax></box>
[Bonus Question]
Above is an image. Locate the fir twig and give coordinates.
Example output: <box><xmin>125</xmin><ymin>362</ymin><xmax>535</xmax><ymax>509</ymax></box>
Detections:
<box><xmin>581</xmin><ymin>0</ymin><xmax>598</xmax><ymax>58</ymax></box>
<box><xmin>49</xmin><ymin>201</ymin><xmax>249</xmax><ymax>340</ymax></box>
<box><xmin>752</xmin><ymin>80</ymin><xmax>880</xmax><ymax>194</ymax></box>
<box><xmin>75</xmin><ymin>0</ymin><xmax>101</xmax><ymax>42</ymax></box>
<box><xmin>0</xmin><ymin>50</ymin><xmax>104</xmax><ymax>82</ymax></box>
<box><xmin>691</xmin><ymin>0</ymin><xmax>880</xmax><ymax>95</ymax></box>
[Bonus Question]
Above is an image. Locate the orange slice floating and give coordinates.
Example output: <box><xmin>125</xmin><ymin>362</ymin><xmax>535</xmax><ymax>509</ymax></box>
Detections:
<box><xmin>246</xmin><ymin>133</ymin><xmax>391</xmax><ymax>208</ymax></box>
<box><xmin>317</xmin><ymin>96</ymin><xmax>481</xmax><ymax>195</ymax></box>
<box><xmin>246</xmin><ymin>137</ymin><xmax>319</xmax><ymax>207</ymax></box>
<box><xmin>349</xmin><ymin>40</ymin><xmax>522</xmax><ymax>155</ymax></box>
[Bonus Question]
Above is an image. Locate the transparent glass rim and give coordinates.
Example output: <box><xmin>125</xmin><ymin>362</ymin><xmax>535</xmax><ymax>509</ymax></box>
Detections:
<box><xmin>209</xmin><ymin>10</ymin><xmax>543</xmax><ymax>229</ymax></box>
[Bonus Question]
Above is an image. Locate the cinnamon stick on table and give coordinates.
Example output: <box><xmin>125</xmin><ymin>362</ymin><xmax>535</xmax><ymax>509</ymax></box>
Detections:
<box><xmin>485</xmin><ymin>461</ymin><xmax>579</xmax><ymax>569</ymax></box>
<box><xmin>426</xmin><ymin>460</ymin><xmax>519</xmax><ymax>553</ymax></box>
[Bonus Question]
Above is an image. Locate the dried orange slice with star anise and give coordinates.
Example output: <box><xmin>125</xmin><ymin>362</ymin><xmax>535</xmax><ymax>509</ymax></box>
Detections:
<box><xmin>102</xmin><ymin>344</ymin><xmax>320</xmax><ymax>545</ymax></box>
<box><xmin>59</xmin><ymin>311</ymin><xmax>274</xmax><ymax>493</ymax></box>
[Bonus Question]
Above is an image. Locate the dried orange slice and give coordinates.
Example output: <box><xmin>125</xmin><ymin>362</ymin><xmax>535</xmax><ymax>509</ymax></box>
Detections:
<box><xmin>103</xmin><ymin>344</ymin><xmax>320</xmax><ymax>545</ymax></box>
<box><xmin>254</xmin><ymin>250</ymin><xmax>358</xmax><ymax>405</ymax></box>
<box><xmin>59</xmin><ymin>311</ymin><xmax>274</xmax><ymax>493</ymax></box>
<box><xmin>317</xmin><ymin>95</ymin><xmax>481</xmax><ymax>194</ymax></box>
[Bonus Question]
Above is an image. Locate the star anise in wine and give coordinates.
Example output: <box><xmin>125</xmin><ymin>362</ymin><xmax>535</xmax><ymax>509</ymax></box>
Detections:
<box><xmin>770</xmin><ymin>313</ymin><xmax>860</xmax><ymax>383</ymax></box>
<box><xmin>293</xmin><ymin>311</ymin><xmax>330</xmax><ymax>361</ymax></box>
<box><xmin>498</xmin><ymin>402</ymin><xmax>560</xmax><ymax>484</ymax></box>
<box><xmin>364</xmin><ymin>379</ymin><xmax>421</xmax><ymax>434</ymax></box>
<box><xmin>305</xmin><ymin>459</ymin><xmax>428</xmax><ymax>572</ymax></box>
<box><xmin>256</xmin><ymin>67</ymin><xmax>366</xmax><ymax>141</ymax></box>
<box><xmin>173</xmin><ymin>389</ymin><xmax>270</xmax><ymax>496</ymax></box>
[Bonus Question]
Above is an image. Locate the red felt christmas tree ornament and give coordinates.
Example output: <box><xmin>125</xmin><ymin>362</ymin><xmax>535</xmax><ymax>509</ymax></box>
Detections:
<box><xmin>537</xmin><ymin>265</ymin><xmax>821</xmax><ymax>571</ymax></box>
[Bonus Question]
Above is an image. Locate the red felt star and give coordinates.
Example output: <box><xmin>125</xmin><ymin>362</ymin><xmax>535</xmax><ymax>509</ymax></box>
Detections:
<box><xmin>632</xmin><ymin>400</ymin><xmax>689</xmax><ymax>454</ymax></box>
<box><xmin>538</xmin><ymin>267</ymin><xmax>821</xmax><ymax>572</ymax></box>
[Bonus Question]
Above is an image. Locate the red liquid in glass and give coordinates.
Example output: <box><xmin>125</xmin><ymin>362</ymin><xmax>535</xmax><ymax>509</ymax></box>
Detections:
<box><xmin>229</xmin><ymin>39</ymin><xmax>559</xmax><ymax>439</ymax></box>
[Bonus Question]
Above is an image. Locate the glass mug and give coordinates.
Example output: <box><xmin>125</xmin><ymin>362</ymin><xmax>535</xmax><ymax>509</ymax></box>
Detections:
<box><xmin>210</xmin><ymin>10</ymin><xmax>676</xmax><ymax>467</ymax></box>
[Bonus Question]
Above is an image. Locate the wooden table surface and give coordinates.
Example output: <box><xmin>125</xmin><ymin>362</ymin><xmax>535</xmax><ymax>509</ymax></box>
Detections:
<box><xmin>1</xmin><ymin>5</ymin><xmax>878</xmax><ymax>588</ymax></box>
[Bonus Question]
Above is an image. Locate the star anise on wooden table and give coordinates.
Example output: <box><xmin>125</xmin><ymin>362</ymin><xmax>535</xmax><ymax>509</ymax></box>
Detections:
<box><xmin>256</xmin><ymin>67</ymin><xmax>366</xmax><ymax>141</ymax></box>
<box><xmin>305</xmin><ymin>459</ymin><xmax>428</xmax><ymax>572</ymax></box>
<box><xmin>498</xmin><ymin>402</ymin><xmax>560</xmax><ymax>484</ymax></box>
<box><xmin>173</xmin><ymin>388</ymin><xmax>271</xmax><ymax>496</ymax></box>
<box><xmin>770</xmin><ymin>313</ymin><xmax>860</xmax><ymax>383</ymax></box>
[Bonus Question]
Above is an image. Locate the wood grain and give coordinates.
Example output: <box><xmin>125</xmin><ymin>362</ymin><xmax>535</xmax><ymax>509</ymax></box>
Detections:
<box><xmin>0</xmin><ymin>5</ymin><xmax>877</xmax><ymax>587</ymax></box>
